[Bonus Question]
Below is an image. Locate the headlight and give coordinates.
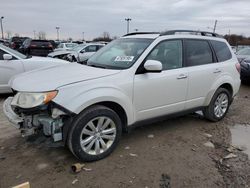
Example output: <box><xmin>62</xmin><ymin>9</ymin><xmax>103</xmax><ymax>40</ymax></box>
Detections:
<box><xmin>11</xmin><ymin>91</ymin><xmax>58</xmax><ymax>109</ymax></box>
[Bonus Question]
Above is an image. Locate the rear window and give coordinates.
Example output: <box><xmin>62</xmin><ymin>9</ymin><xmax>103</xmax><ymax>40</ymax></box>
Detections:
<box><xmin>185</xmin><ymin>40</ymin><xmax>213</xmax><ymax>66</ymax></box>
<box><xmin>31</xmin><ymin>40</ymin><xmax>51</xmax><ymax>46</ymax></box>
<box><xmin>210</xmin><ymin>40</ymin><xmax>232</xmax><ymax>62</ymax></box>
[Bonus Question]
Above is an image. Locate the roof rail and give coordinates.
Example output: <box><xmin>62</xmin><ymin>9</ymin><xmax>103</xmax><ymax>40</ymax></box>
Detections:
<box><xmin>123</xmin><ymin>32</ymin><xmax>160</xmax><ymax>37</ymax></box>
<box><xmin>160</xmin><ymin>30</ymin><xmax>222</xmax><ymax>38</ymax></box>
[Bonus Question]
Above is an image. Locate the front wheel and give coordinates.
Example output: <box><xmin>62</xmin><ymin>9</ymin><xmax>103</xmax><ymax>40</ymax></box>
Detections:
<box><xmin>203</xmin><ymin>88</ymin><xmax>231</xmax><ymax>122</ymax></box>
<box><xmin>68</xmin><ymin>105</ymin><xmax>122</xmax><ymax>162</ymax></box>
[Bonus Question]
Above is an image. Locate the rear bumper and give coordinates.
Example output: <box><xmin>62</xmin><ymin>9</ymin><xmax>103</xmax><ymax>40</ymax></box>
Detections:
<box><xmin>3</xmin><ymin>97</ymin><xmax>23</xmax><ymax>128</ymax></box>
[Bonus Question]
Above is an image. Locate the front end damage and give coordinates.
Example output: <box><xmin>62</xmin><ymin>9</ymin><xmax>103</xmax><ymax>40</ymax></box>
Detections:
<box><xmin>3</xmin><ymin>96</ymin><xmax>74</xmax><ymax>142</ymax></box>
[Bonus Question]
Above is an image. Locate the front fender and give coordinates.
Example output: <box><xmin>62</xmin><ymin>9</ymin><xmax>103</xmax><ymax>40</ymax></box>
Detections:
<box><xmin>53</xmin><ymin>87</ymin><xmax>135</xmax><ymax>125</ymax></box>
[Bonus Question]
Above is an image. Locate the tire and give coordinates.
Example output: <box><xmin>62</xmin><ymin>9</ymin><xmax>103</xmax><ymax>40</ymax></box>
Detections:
<box><xmin>68</xmin><ymin>105</ymin><xmax>122</xmax><ymax>162</ymax></box>
<box><xmin>203</xmin><ymin>88</ymin><xmax>231</xmax><ymax>122</ymax></box>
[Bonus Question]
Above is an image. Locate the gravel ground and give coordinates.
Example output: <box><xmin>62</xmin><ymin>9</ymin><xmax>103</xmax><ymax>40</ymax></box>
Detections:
<box><xmin>0</xmin><ymin>85</ymin><xmax>250</xmax><ymax>188</ymax></box>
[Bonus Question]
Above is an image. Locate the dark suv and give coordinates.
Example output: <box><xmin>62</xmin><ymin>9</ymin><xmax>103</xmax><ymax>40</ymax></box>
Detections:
<box><xmin>9</xmin><ymin>37</ymin><xmax>29</xmax><ymax>50</ymax></box>
<box><xmin>19</xmin><ymin>39</ymin><xmax>53</xmax><ymax>56</ymax></box>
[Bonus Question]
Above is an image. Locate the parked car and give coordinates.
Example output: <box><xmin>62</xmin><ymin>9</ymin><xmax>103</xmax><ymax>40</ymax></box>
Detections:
<box><xmin>19</xmin><ymin>39</ymin><xmax>54</xmax><ymax>56</ymax></box>
<box><xmin>54</xmin><ymin>42</ymin><xmax>78</xmax><ymax>52</ymax></box>
<box><xmin>0</xmin><ymin>44</ymin><xmax>69</xmax><ymax>93</ymax></box>
<box><xmin>236</xmin><ymin>48</ymin><xmax>250</xmax><ymax>62</ymax></box>
<box><xmin>0</xmin><ymin>39</ymin><xmax>10</xmax><ymax>47</ymax></box>
<box><xmin>48</xmin><ymin>43</ymin><xmax>104</xmax><ymax>63</ymax></box>
<box><xmin>239</xmin><ymin>58</ymin><xmax>250</xmax><ymax>83</ymax></box>
<box><xmin>9</xmin><ymin>37</ymin><xmax>29</xmax><ymax>50</ymax></box>
<box><xmin>3</xmin><ymin>30</ymin><xmax>241</xmax><ymax>162</ymax></box>
<box><xmin>48</xmin><ymin>40</ymin><xmax>58</xmax><ymax>49</ymax></box>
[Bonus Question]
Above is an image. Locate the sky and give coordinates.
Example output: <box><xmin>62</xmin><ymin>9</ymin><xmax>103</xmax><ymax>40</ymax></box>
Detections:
<box><xmin>1</xmin><ymin>0</ymin><xmax>250</xmax><ymax>40</ymax></box>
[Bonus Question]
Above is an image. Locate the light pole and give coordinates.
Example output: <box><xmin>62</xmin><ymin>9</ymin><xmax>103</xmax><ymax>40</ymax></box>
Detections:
<box><xmin>33</xmin><ymin>30</ymin><xmax>36</xmax><ymax>39</ymax></box>
<box><xmin>56</xmin><ymin>27</ymin><xmax>60</xmax><ymax>41</ymax></box>
<box><xmin>0</xmin><ymin>16</ymin><xmax>4</xmax><ymax>39</ymax></box>
<box><xmin>213</xmin><ymin>20</ymin><xmax>218</xmax><ymax>33</ymax></box>
<box><xmin>125</xmin><ymin>18</ymin><xmax>132</xmax><ymax>34</ymax></box>
<box><xmin>82</xmin><ymin>32</ymin><xmax>84</xmax><ymax>41</ymax></box>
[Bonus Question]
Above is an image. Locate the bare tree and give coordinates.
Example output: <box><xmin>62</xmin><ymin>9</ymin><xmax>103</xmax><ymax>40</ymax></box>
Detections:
<box><xmin>93</xmin><ymin>32</ymin><xmax>112</xmax><ymax>42</ymax></box>
<box><xmin>102</xmin><ymin>32</ymin><xmax>110</xmax><ymax>40</ymax></box>
<box><xmin>38</xmin><ymin>31</ymin><xmax>46</xmax><ymax>40</ymax></box>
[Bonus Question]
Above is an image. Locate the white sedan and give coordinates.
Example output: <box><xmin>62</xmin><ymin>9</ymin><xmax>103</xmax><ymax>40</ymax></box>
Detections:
<box><xmin>0</xmin><ymin>44</ymin><xmax>69</xmax><ymax>93</ymax></box>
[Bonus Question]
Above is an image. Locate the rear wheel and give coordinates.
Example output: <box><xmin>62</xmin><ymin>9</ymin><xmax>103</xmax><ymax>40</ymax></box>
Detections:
<box><xmin>203</xmin><ymin>88</ymin><xmax>231</xmax><ymax>122</ymax></box>
<box><xmin>68</xmin><ymin>105</ymin><xmax>122</xmax><ymax>161</ymax></box>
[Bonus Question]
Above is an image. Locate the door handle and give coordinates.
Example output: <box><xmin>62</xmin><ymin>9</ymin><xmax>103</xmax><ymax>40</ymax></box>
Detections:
<box><xmin>213</xmin><ymin>69</ymin><xmax>221</xmax><ymax>73</ymax></box>
<box><xmin>177</xmin><ymin>74</ymin><xmax>188</xmax><ymax>79</ymax></box>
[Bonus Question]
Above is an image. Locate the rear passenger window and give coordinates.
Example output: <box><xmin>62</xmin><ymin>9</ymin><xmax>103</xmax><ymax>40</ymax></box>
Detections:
<box><xmin>210</xmin><ymin>40</ymin><xmax>232</xmax><ymax>62</ymax></box>
<box><xmin>185</xmin><ymin>40</ymin><xmax>213</xmax><ymax>66</ymax></box>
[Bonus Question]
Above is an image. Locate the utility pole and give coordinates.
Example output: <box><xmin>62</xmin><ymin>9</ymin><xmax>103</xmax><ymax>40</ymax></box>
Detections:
<box><xmin>56</xmin><ymin>26</ymin><xmax>60</xmax><ymax>41</ymax></box>
<box><xmin>33</xmin><ymin>30</ymin><xmax>36</xmax><ymax>39</ymax></box>
<box><xmin>82</xmin><ymin>32</ymin><xmax>84</xmax><ymax>41</ymax></box>
<box><xmin>125</xmin><ymin>18</ymin><xmax>132</xmax><ymax>34</ymax></box>
<box><xmin>0</xmin><ymin>16</ymin><xmax>4</xmax><ymax>39</ymax></box>
<box><xmin>213</xmin><ymin>20</ymin><xmax>217</xmax><ymax>33</ymax></box>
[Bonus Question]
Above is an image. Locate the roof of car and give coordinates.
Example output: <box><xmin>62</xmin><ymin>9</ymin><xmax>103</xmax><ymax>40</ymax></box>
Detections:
<box><xmin>122</xmin><ymin>30</ymin><xmax>225</xmax><ymax>41</ymax></box>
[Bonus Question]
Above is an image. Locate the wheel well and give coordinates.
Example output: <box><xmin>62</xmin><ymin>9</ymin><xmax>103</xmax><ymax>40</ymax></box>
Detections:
<box><xmin>219</xmin><ymin>83</ymin><xmax>233</xmax><ymax>97</ymax></box>
<box><xmin>94</xmin><ymin>101</ymin><xmax>128</xmax><ymax>132</ymax></box>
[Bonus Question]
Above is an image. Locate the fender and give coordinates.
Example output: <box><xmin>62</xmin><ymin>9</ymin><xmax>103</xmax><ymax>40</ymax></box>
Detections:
<box><xmin>53</xmin><ymin>86</ymin><xmax>135</xmax><ymax>125</ymax></box>
<box><xmin>204</xmin><ymin>74</ymin><xmax>235</xmax><ymax>106</ymax></box>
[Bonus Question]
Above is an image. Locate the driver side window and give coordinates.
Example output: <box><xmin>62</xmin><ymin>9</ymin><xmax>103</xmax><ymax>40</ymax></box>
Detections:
<box><xmin>146</xmin><ymin>40</ymin><xmax>183</xmax><ymax>70</ymax></box>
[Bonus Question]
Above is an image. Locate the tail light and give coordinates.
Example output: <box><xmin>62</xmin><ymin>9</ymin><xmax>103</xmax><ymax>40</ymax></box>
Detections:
<box><xmin>30</xmin><ymin>44</ymin><xmax>37</xmax><ymax>47</ymax></box>
<box><xmin>48</xmin><ymin>44</ymin><xmax>53</xmax><ymax>48</ymax></box>
<box><xmin>235</xmin><ymin>62</ymin><xmax>241</xmax><ymax>73</ymax></box>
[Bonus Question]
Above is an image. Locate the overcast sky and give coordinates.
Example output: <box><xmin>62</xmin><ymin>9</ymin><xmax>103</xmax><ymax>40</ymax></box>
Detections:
<box><xmin>1</xmin><ymin>0</ymin><xmax>250</xmax><ymax>40</ymax></box>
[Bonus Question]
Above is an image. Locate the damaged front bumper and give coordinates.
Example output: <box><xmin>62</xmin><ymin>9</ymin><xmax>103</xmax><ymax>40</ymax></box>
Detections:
<box><xmin>3</xmin><ymin>97</ymin><xmax>73</xmax><ymax>142</ymax></box>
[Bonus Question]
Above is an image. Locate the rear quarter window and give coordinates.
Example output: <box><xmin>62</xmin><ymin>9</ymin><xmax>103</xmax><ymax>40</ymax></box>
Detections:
<box><xmin>210</xmin><ymin>40</ymin><xmax>232</xmax><ymax>62</ymax></box>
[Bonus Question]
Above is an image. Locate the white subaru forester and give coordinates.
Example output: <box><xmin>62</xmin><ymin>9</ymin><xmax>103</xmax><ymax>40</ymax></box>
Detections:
<box><xmin>3</xmin><ymin>30</ymin><xmax>241</xmax><ymax>161</ymax></box>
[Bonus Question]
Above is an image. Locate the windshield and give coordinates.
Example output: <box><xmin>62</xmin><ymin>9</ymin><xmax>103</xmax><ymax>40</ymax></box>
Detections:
<box><xmin>237</xmin><ymin>48</ymin><xmax>250</xmax><ymax>55</ymax></box>
<box><xmin>0</xmin><ymin>44</ymin><xmax>27</xmax><ymax>59</ymax></box>
<box><xmin>87</xmin><ymin>38</ymin><xmax>153</xmax><ymax>69</ymax></box>
<box><xmin>72</xmin><ymin>44</ymin><xmax>87</xmax><ymax>51</ymax></box>
<box><xmin>65</xmin><ymin>43</ymin><xmax>78</xmax><ymax>48</ymax></box>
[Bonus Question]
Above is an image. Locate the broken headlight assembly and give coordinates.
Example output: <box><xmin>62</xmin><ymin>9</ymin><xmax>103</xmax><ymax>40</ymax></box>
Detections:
<box><xmin>11</xmin><ymin>91</ymin><xmax>58</xmax><ymax>109</ymax></box>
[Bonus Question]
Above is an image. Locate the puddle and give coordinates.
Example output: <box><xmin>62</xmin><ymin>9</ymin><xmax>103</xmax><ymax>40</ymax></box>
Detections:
<box><xmin>230</xmin><ymin>124</ymin><xmax>250</xmax><ymax>156</ymax></box>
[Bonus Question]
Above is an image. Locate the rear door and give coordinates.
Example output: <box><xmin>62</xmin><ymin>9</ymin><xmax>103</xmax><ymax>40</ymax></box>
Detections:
<box><xmin>184</xmin><ymin>39</ymin><xmax>222</xmax><ymax>109</ymax></box>
<box><xmin>0</xmin><ymin>49</ymin><xmax>24</xmax><ymax>93</ymax></box>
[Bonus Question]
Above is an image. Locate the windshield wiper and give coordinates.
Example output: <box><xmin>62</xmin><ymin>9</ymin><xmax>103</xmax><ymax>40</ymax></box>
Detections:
<box><xmin>88</xmin><ymin>64</ymin><xmax>106</xmax><ymax>69</ymax></box>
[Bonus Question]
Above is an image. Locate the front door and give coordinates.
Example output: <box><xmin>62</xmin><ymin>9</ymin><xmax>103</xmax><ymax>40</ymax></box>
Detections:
<box><xmin>133</xmin><ymin>40</ymin><xmax>188</xmax><ymax>121</ymax></box>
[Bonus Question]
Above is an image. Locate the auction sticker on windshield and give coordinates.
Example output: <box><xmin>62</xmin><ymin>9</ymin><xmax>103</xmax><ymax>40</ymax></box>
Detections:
<box><xmin>114</xmin><ymin>56</ymin><xmax>134</xmax><ymax>62</ymax></box>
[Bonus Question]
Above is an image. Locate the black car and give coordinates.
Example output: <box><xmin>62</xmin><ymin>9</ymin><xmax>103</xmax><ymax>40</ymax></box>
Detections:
<box><xmin>9</xmin><ymin>37</ymin><xmax>29</xmax><ymax>50</ymax></box>
<box><xmin>19</xmin><ymin>39</ymin><xmax>53</xmax><ymax>56</ymax></box>
<box><xmin>240</xmin><ymin>59</ymin><xmax>250</xmax><ymax>84</ymax></box>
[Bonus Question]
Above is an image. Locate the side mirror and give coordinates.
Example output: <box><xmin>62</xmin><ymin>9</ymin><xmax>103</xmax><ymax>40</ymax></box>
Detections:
<box><xmin>81</xmin><ymin>49</ymin><xmax>85</xmax><ymax>53</ymax></box>
<box><xmin>144</xmin><ymin>60</ymin><xmax>162</xmax><ymax>72</ymax></box>
<box><xmin>3</xmin><ymin>54</ymin><xmax>13</xmax><ymax>60</ymax></box>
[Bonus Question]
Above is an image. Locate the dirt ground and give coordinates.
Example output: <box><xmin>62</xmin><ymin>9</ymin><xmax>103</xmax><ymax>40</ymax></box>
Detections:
<box><xmin>0</xmin><ymin>85</ymin><xmax>250</xmax><ymax>188</ymax></box>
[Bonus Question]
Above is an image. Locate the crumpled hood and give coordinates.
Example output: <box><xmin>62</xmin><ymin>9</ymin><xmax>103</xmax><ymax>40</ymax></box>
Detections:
<box><xmin>9</xmin><ymin>64</ymin><xmax>121</xmax><ymax>92</ymax></box>
<box><xmin>48</xmin><ymin>50</ymin><xmax>73</xmax><ymax>57</ymax></box>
